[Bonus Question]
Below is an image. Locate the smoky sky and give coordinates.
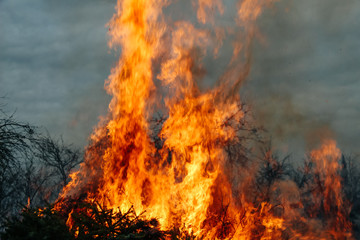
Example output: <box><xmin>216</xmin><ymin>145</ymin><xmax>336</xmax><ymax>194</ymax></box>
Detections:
<box><xmin>0</xmin><ymin>0</ymin><xmax>115</xmax><ymax>146</ymax></box>
<box><xmin>1</xmin><ymin>0</ymin><xmax>359</xmax><ymax>155</ymax></box>
<box><xmin>245</xmin><ymin>0</ymin><xmax>360</xmax><ymax>155</ymax></box>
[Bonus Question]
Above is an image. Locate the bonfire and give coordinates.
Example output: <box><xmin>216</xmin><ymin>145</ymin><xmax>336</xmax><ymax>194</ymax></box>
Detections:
<box><xmin>5</xmin><ymin>0</ymin><xmax>354</xmax><ymax>239</ymax></box>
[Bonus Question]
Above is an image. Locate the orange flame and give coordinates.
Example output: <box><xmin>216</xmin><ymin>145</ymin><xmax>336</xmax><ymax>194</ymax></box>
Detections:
<box><xmin>57</xmin><ymin>0</ymin><xmax>354</xmax><ymax>239</ymax></box>
<box><xmin>308</xmin><ymin>140</ymin><xmax>352</xmax><ymax>238</ymax></box>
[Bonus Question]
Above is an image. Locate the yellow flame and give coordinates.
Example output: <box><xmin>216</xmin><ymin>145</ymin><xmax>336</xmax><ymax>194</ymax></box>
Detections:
<box><xmin>57</xmin><ymin>1</ymin><xmax>354</xmax><ymax>239</ymax></box>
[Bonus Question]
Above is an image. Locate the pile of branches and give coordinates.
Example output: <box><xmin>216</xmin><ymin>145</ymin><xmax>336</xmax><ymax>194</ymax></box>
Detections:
<box><xmin>1</xmin><ymin>199</ymin><xmax>195</xmax><ymax>240</ymax></box>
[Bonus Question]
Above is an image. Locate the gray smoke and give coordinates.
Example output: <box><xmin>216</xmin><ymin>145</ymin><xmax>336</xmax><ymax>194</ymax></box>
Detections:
<box><xmin>243</xmin><ymin>0</ymin><xmax>360</xmax><ymax>155</ymax></box>
<box><xmin>1</xmin><ymin>0</ymin><xmax>359</xmax><ymax>155</ymax></box>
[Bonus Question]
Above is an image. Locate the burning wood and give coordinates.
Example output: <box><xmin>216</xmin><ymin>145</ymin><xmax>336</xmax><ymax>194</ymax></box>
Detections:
<box><xmin>52</xmin><ymin>0</ymin><xmax>354</xmax><ymax>239</ymax></box>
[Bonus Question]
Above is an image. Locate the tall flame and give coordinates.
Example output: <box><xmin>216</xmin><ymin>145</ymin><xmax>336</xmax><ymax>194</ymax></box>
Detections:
<box><xmin>308</xmin><ymin>140</ymin><xmax>352</xmax><ymax>238</ymax></box>
<box><xmin>58</xmin><ymin>0</ymin><xmax>353</xmax><ymax>239</ymax></box>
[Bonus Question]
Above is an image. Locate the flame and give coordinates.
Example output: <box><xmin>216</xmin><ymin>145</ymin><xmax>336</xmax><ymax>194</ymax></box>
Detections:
<box><xmin>308</xmin><ymin>140</ymin><xmax>352</xmax><ymax>238</ymax></box>
<box><xmin>26</xmin><ymin>197</ymin><xmax>30</xmax><ymax>208</ymax></box>
<box><xmin>57</xmin><ymin>0</ymin><xmax>354</xmax><ymax>239</ymax></box>
<box><xmin>197</xmin><ymin>0</ymin><xmax>224</xmax><ymax>24</ymax></box>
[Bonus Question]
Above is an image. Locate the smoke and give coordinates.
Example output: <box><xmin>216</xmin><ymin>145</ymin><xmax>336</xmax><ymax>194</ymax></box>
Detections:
<box><xmin>0</xmin><ymin>0</ymin><xmax>115</xmax><ymax>147</ymax></box>
<box><xmin>242</xmin><ymin>0</ymin><xmax>360</xmax><ymax>154</ymax></box>
<box><xmin>157</xmin><ymin>0</ymin><xmax>360</xmax><ymax>156</ymax></box>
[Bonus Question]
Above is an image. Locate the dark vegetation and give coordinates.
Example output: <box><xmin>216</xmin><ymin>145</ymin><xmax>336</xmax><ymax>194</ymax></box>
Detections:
<box><xmin>0</xmin><ymin>106</ymin><xmax>359</xmax><ymax>239</ymax></box>
<box><xmin>0</xmin><ymin>108</ymin><xmax>82</xmax><ymax>234</ymax></box>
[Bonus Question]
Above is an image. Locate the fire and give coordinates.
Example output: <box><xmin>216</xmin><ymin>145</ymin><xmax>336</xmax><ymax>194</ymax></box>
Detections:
<box><xmin>308</xmin><ymin>140</ymin><xmax>352</xmax><ymax>238</ymax></box>
<box><xmin>57</xmin><ymin>0</ymin><xmax>354</xmax><ymax>239</ymax></box>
